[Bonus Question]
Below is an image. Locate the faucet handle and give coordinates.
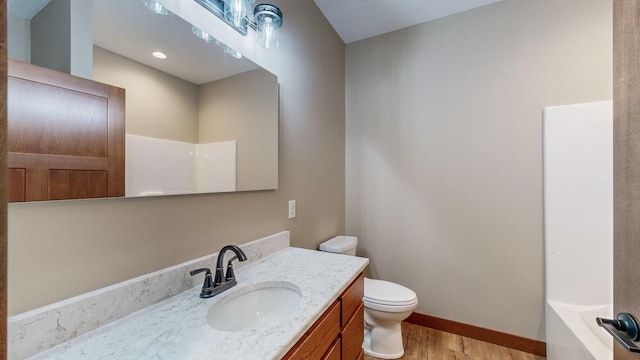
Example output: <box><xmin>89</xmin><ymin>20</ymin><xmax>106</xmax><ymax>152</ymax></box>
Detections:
<box><xmin>189</xmin><ymin>268</ymin><xmax>215</xmax><ymax>298</ymax></box>
<box><xmin>213</xmin><ymin>266</ymin><xmax>224</xmax><ymax>287</ymax></box>
<box><xmin>189</xmin><ymin>268</ymin><xmax>210</xmax><ymax>277</ymax></box>
<box><xmin>225</xmin><ymin>256</ymin><xmax>239</xmax><ymax>281</ymax></box>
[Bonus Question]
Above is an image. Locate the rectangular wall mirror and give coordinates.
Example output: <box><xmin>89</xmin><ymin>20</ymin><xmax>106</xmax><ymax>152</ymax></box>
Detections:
<box><xmin>7</xmin><ymin>0</ymin><xmax>279</xmax><ymax>201</ymax></box>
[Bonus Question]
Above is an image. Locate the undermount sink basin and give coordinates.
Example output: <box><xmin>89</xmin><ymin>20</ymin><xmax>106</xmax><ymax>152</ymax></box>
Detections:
<box><xmin>206</xmin><ymin>281</ymin><xmax>302</xmax><ymax>332</ymax></box>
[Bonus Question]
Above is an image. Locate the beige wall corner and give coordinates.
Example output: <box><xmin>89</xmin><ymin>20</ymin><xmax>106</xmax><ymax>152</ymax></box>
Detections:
<box><xmin>346</xmin><ymin>0</ymin><xmax>612</xmax><ymax>341</ymax></box>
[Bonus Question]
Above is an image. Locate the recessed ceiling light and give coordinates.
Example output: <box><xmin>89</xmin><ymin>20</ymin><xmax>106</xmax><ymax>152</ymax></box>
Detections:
<box><xmin>152</xmin><ymin>51</ymin><xmax>167</xmax><ymax>59</ymax></box>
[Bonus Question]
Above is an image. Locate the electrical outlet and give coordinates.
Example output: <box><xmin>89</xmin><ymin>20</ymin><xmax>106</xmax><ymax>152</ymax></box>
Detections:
<box><xmin>288</xmin><ymin>200</ymin><xmax>296</xmax><ymax>219</ymax></box>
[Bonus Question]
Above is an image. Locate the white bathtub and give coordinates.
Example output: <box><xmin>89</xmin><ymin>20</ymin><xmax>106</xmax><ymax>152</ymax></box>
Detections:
<box><xmin>546</xmin><ymin>301</ymin><xmax>612</xmax><ymax>360</ymax></box>
<box><xmin>543</xmin><ymin>101</ymin><xmax>613</xmax><ymax>360</ymax></box>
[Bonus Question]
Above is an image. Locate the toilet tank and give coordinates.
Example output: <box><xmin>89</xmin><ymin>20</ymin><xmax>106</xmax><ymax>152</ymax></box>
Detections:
<box><xmin>319</xmin><ymin>236</ymin><xmax>358</xmax><ymax>256</ymax></box>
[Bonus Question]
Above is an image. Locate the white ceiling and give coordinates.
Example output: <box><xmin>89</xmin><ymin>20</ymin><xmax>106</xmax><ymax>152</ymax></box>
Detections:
<box><xmin>313</xmin><ymin>0</ymin><xmax>505</xmax><ymax>44</ymax></box>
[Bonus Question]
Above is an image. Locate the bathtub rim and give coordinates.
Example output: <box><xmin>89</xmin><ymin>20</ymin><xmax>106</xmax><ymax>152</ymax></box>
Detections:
<box><xmin>547</xmin><ymin>300</ymin><xmax>612</xmax><ymax>360</ymax></box>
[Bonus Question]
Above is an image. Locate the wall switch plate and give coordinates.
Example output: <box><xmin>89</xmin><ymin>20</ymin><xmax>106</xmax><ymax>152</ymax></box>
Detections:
<box><xmin>288</xmin><ymin>200</ymin><xmax>296</xmax><ymax>219</ymax></box>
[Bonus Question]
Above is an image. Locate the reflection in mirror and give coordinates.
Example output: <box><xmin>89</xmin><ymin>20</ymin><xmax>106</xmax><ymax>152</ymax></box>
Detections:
<box><xmin>7</xmin><ymin>0</ymin><xmax>278</xmax><ymax>199</ymax></box>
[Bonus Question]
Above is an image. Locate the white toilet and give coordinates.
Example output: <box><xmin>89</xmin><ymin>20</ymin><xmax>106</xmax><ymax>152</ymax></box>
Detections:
<box><xmin>319</xmin><ymin>236</ymin><xmax>418</xmax><ymax>359</ymax></box>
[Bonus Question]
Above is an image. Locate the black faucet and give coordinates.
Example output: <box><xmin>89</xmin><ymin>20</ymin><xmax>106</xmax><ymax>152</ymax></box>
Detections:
<box><xmin>190</xmin><ymin>245</ymin><xmax>247</xmax><ymax>298</ymax></box>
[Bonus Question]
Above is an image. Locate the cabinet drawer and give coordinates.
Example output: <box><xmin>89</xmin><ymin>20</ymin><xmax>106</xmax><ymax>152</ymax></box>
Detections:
<box><xmin>322</xmin><ymin>338</ymin><xmax>341</xmax><ymax>360</ymax></box>
<box><xmin>341</xmin><ymin>303</ymin><xmax>364</xmax><ymax>360</ymax></box>
<box><xmin>340</xmin><ymin>274</ymin><xmax>364</xmax><ymax>327</ymax></box>
<box><xmin>284</xmin><ymin>301</ymin><xmax>340</xmax><ymax>360</ymax></box>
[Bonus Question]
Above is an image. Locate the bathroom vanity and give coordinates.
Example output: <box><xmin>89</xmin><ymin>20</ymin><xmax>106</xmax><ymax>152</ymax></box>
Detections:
<box><xmin>283</xmin><ymin>274</ymin><xmax>364</xmax><ymax>360</ymax></box>
<box><xmin>9</xmin><ymin>232</ymin><xmax>368</xmax><ymax>359</ymax></box>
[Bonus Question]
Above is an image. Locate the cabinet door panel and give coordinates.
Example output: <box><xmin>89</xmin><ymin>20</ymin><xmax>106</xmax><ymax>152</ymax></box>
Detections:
<box><xmin>7</xmin><ymin>168</ymin><xmax>25</xmax><ymax>202</ymax></box>
<box><xmin>49</xmin><ymin>170</ymin><xmax>108</xmax><ymax>200</ymax></box>
<box><xmin>25</xmin><ymin>168</ymin><xmax>47</xmax><ymax>201</ymax></box>
<box><xmin>8</xmin><ymin>77</ymin><xmax>108</xmax><ymax>157</ymax></box>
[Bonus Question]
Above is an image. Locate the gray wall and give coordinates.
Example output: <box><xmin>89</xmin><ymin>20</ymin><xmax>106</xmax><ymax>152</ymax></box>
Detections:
<box><xmin>346</xmin><ymin>0</ymin><xmax>612</xmax><ymax>341</ymax></box>
<box><xmin>68</xmin><ymin>0</ymin><xmax>92</xmax><ymax>79</ymax></box>
<box><xmin>7</xmin><ymin>12</ymin><xmax>29</xmax><ymax>62</ymax></box>
<box><xmin>199</xmin><ymin>68</ymin><xmax>279</xmax><ymax>191</ymax></box>
<box><xmin>31</xmin><ymin>0</ymin><xmax>71</xmax><ymax>74</ymax></box>
<box><xmin>93</xmin><ymin>46</ymin><xmax>200</xmax><ymax>143</ymax></box>
<box><xmin>30</xmin><ymin>0</ymin><xmax>92</xmax><ymax>78</ymax></box>
<box><xmin>8</xmin><ymin>0</ymin><xmax>345</xmax><ymax>315</ymax></box>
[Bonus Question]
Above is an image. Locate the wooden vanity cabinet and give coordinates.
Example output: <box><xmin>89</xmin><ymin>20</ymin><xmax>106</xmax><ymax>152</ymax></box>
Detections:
<box><xmin>283</xmin><ymin>273</ymin><xmax>364</xmax><ymax>360</ymax></box>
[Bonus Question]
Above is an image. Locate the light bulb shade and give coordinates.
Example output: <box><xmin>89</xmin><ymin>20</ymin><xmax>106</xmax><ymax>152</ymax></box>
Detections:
<box><xmin>254</xmin><ymin>4</ymin><xmax>282</xmax><ymax>49</ymax></box>
<box><xmin>143</xmin><ymin>0</ymin><xmax>172</xmax><ymax>15</ymax></box>
<box><xmin>214</xmin><ymin>40</ymin><xmax>244</xmax><ymax>59</ymax></box>
<box><xmin>224</xmin><ymin>47</ymin><xmax>243</xmax><ymax>59</ymax></box>
<box><xmin>192</xmin><ymin>26</ymin><xmax>214</xmax><ymax>43</ymax></box>
<box><xmin>223</xmin><ymin>0</ymin><xmax>254</xmax><ymax>28</ymax></box>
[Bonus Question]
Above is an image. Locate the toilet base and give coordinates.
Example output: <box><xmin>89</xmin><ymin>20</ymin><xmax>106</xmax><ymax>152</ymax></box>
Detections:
<box><xmin>363</xmin><ymin>328</ymin><xmax>405</xmax><ymax>359</ymax></box>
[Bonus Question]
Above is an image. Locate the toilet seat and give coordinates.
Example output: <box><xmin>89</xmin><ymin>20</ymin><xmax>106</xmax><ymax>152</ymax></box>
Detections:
<box><xmin>363</xmin><ymin>278</ymin><xmax>418</xmax><ymax>312</ymax></box>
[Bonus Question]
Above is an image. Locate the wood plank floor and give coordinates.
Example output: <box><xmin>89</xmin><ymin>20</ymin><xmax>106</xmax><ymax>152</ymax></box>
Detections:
<box><xmin>363</xmin><ymin>322</ymin><xmax>547</xmax><ymax>360</ymax></box>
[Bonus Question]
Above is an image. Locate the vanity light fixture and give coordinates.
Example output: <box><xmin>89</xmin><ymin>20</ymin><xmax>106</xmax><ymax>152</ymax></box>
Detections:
<box><xmin>223</xmin><ymin>0</ymin><xmax>254</xmax><ymax>28</ymax></box>
<box><xmin>254</xmin><ymin>4</ymin><xmax>282</xmax><ymax>49</ymax></box>
<box><xmin>143</xmin><ymin>0</ymin><xmax>173</xmax><ymax>15</ymax></box>
<box><xmin>152</xmin><ymin>51</ymin><xmax>167</xmax><ymax>59</ymax></box>
<box><xmin>194</xmin><ymin>0</ymin><xmax>283</xmax><ymax>49</ymax></box>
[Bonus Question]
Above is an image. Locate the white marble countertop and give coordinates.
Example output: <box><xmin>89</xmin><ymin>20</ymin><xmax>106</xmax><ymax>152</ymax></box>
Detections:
<box><xmin>28</xmin><ymin>247</ymin><xmax>369</xmax><ymax>360</ymax></box>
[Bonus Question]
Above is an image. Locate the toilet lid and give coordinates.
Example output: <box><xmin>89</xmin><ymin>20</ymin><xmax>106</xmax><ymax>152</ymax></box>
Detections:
<box><xmin>364</xmin><ymin>278</ymin><xmax>417</xmax><ymax>306</ymax></box>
